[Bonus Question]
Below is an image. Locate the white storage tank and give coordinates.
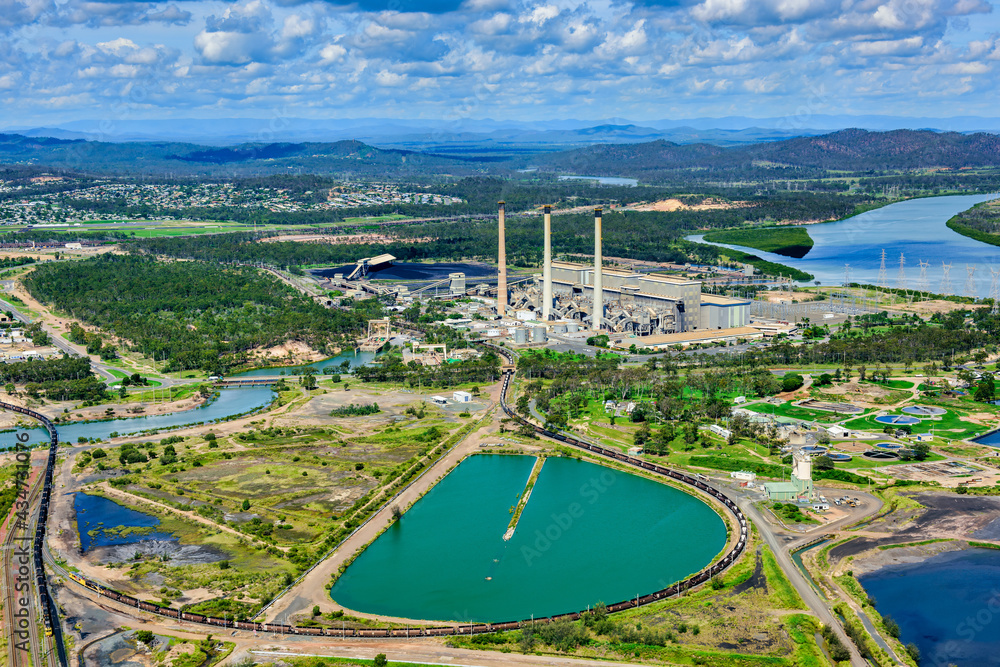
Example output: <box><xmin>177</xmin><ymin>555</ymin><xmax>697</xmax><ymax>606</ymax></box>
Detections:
<box><xmin>513</xmin><ymin>327</ymin><xmax>528</xmax><ymax>345</ymax></box>
<box><xmin>530</xmin><ymin>327</ymin><xmax>546</xmax><ymax>343</ymax></box>
<box><xmin>552</xmin><ymin>323</ymin><xmax>568</xmax><ymax>334</ymax></box>
<box><xmin>566</xmin><ymin>322</ymin><xmax>579</xmax><ymax>333</ymax></box>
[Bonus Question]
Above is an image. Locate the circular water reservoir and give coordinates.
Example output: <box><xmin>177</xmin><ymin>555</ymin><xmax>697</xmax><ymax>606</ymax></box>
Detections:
<box><xmin>876</xmin><ymin>442</ymin><xmax>903</xmax><ymax>450</ymax></box>
<box><xmin>827</xmin><ymin>453</ymin><xmax>853</xmax><ymax>462</ymax></box>
<box><xmin>330</xmin><ymin>455</ymin><xmax>727</xmax><ymax>622</ymax></box>
<box><xmin>874</xmin><ymin>415</ymin><xmax>920</xmax><ymax>425</ymax></box>
<box><xmin>901</xmin><ymin>406</ymin><xmax>947</xmax><ymax>416</ymax></box>
<box><xmin>801</xmin><ymin>446</ymin><xmax>828</xmax><ymax>455</ymax></box>
<box><xmin>864</xmin><ymin>450</ymin><xmax>900</xmax><ymax>460</ymax></box>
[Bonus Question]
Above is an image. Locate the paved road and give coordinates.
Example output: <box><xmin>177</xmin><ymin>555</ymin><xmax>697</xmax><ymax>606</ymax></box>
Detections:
<box><xmin>732</xmin><ymin>484</ymin><xmax>879</xmax><ymax>667</ymax></box>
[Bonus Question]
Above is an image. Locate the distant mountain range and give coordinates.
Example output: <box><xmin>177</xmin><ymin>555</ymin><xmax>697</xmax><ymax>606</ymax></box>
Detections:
<box><xmin>2</xmin><ymin>128</ymin><xmax>1000</xmax><ymax>179</ymax></box>
<box><xmin>7</xmin><ymin>114</ymin><xmax>1000</xmax><ymax>150</ymax></box>
<box><xmin>537</xmin><ymin>129</ymin><xmax>1000</xmax><ymax>175</ymax></box>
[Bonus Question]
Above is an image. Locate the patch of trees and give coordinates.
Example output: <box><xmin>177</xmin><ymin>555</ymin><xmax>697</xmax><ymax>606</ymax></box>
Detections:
<box><xmin>354</xmin><ymin>351</ymin><xmax>500</xmax><ymax>387</ymax></box>
<box><xmin>0</xmin><ymin>356</ymin><xmax>91</xmax><ymax>384</ymax></box>
<box><xmin>330</xmin><ymin>403</ymin><xmax>381</xmax><ymax>416</ymax></box>
<box><xmin>24</xmin><ymin>254</ymin><xmax>380</xmax><ymax>372</ymax></box>
<box><xmin>23</xmin><ymin>376</ymin><xmax>109</xmax><ymax>402</ymax></box>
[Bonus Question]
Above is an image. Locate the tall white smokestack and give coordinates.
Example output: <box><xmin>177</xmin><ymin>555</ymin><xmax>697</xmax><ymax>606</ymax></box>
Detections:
<box><xmin>542</xmin><ymin>204</ymin><xmax>552</xmax><ymax>321</ymax></box>
<box><xmin>498</xmin><ymin>201</ymin><xmax>507</xmax><ymax>318</ymax></box>
<box><xmin>593</xmin><ymin>207</ymin><xmax>603</xmax><ymax>332</ymax></box>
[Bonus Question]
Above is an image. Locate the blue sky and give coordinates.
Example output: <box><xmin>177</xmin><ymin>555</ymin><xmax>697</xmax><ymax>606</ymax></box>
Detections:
<box><xmin>3</xmin><ymin>0</ymin><xmax>1000</xmax><ymax>127</ymax></box>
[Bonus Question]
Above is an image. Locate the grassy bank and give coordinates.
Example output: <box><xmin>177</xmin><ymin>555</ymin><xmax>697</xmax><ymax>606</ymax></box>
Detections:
<box><xmin>703</xmin><ymin>226</ymin><xmax>814</xmax><ymax>259</ymax></box>
<box><xmin>946</xmin><ymin>218</ymin><xmax>1000</xmax><ymax>247</ymax></box>
<box><xmin>687</xmin><ymin>240</ymin><xmax>814</xmax><ymax>281</ymax></box>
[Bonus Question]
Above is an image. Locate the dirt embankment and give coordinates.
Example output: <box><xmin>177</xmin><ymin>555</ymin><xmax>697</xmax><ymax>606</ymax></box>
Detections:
<box><xmin>827</xmin><ymin>492</ymin><xmax>1000</xmax><ymax>573</ymax></box>
<box><xmin>628</xmin><ymin>198</ymin><xmax>750</xmax><ymax>212</ymax></box>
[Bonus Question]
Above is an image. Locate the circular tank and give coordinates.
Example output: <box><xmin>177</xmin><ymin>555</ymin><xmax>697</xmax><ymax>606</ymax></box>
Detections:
<box><xmin>827</xmin><ymin>453</ymin><xmax>853</xmax><ymax>462</ymax></box>
<box><xmin>530</xmin><ymin>327</ymin><xmax>546</xmax><ymax>342</ymax></box>
<box><xmin>513</xmin><ymin>328</ymin><xmax>528</xmax><ymax>345</ymax></box>
<box><xmin>874</xmin><ymin>415</ymin><xmax>920</xmax><ymax>425</ymax></box>
<box><xmin>566</xmin><ymin>322</ymin><xmax>580</xmax><ymax>333</ymax></box>
<box><xmin>552</xmin><ymin>324</ymin><xmax>568</xmax><ymax>334</ymax></box>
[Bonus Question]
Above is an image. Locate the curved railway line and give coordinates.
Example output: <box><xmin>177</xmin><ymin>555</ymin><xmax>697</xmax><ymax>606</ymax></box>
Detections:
<box><xmin>3</xmin><ymin>343</ymin><xmax>749</xmax><ymax>643</ymax></box>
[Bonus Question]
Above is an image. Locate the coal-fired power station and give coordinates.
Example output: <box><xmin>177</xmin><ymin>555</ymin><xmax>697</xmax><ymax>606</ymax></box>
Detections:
<box><xmin>496</xmin><ymin>202</ymin><xmax>752</xmax><ymax>339</ymax></box>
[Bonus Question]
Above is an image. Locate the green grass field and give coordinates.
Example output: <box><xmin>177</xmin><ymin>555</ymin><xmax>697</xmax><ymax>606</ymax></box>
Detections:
<box><xmin>702</xmin><ymin>226</ymin><xmax>814</xmax><ymax>259</ymax></box>
<box><xmin>841</xmin><ymin>408</ymin><xmax>985</xmax><ymax>440</ymax></box>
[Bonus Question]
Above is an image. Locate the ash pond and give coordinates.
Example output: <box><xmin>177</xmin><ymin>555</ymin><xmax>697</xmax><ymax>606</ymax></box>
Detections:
<box><xmin>75</xmin><ymin>493</ymin><xmax>175</xmax><ymax>552</ymax></box>
<box><xmin>860</xmin><ymin>547</ymin><xmax>1000</xmax><ymax>665</ymax></box>
<box><xmin>330</xmin><ymin>455</ymin><xmax>727</xmax><ymax>623</ymax></box>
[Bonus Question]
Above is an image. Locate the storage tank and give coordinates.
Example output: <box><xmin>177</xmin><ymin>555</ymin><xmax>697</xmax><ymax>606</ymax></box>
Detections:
<box><xmin>513</xmin><ymin>327</ymin><xmax>528</xmax><ymax>345</ymax></box>
<box><xmin>530</xmin><ymin>326</ymin><xmax>546</xmax><ymax>343</ymax></box>
<box><xmin>552</xmin><ymin>323</ymin><xmax>568</xmax><ymax>334</ymax></box>
<box><xmin>566</xmin><ymin>322</ymin><xmax>580</xmax><ymax>333</ymax></box>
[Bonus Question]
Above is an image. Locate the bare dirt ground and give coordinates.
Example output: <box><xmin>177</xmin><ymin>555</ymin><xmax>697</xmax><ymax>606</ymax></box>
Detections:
<box><xmin>246</xmin><ymin>340</ymin><xmax>326</xmax><ymax>367</ymax></box>
<box><xmin>628</xmin><ymin>198</ymin><xmax>749</xmax><ymax>212</ymax></box>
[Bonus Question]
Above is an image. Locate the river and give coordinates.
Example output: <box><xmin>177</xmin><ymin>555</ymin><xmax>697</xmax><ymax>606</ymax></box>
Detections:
<box><xmin>0</xmin><ymin>385</ymin><xmax>274</xmax><ymax>447</ymax></box>
<box><xmin>689</xmin><ymin>193</ymin><xmax>1000</xmax><ymax>295</ymax></box>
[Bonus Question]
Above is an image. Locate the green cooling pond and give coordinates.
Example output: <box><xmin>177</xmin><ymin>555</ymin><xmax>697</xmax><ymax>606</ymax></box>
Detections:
<box><xmin>330</xmin><ymin>455</ymin><xmax>727</xmax><ymax>622</ymax></box>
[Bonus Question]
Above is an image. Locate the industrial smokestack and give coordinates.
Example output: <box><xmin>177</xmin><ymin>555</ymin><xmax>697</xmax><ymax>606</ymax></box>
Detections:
<box><xmin>593</xmin><ymin>207</ymin><xmax>603</xmax><ymax>332</ymax></box>
<box><xmin>542</xmin><ymin>204</ymin><xmax>552</xmax><ymax>321</ymax></box>
<box><xmin>498</xmin><ymin>201</ymin><xmax>507</xmax><ymax>318</ymax></box>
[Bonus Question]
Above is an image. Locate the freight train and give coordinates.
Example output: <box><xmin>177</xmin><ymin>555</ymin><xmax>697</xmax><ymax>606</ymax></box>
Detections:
<box><xmin>4</xmin><ymin>341</ymin><xmax>748</xmax><ymax>639</ymax></box>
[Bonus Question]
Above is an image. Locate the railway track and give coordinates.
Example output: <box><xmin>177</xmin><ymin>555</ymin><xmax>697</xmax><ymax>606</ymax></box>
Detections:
<box><xmin>2</xmin><ymin>458</ymin><xmax>46</xmax><ymax>667</ymax></box>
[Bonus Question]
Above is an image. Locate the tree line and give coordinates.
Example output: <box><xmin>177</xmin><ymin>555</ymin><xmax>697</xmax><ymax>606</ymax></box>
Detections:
<box><xmin>23</xmin><ymin>255</ymin><xmax>380</xmax><ymax>373</ymax></box>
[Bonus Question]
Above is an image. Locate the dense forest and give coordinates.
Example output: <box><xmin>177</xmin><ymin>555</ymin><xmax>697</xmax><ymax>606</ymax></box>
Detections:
<box><xmin>129</xmin><ymin>191</ymin><xmax>868</xmax><ymax>279</ymax></box>
<box><xmin>0</xmin><ymin>356</ymin><xmax>92</xmax><ymax>384</ymax></box>
<box><xmin>23</xmin><ymin>255</ymin><xmax>381</xmax><ymax>373</ymax></box>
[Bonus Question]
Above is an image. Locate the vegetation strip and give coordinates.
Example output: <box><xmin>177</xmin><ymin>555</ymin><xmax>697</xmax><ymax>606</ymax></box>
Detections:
<box><xmin>702</xmin><ymin>226</ymin><xmax>815</xmax><ymax>258</ymax></box>
<box><xmin>503</xmin><ymin>456</ymin><xmax>544</xmax><ymax>541</ymax></box>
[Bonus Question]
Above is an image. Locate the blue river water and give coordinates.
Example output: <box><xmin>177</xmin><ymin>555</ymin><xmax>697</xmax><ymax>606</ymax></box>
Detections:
<box><xmin>0</xmin><ymin>386</ymin><xmax>274</xmax><ymax>448</ymax></box>
<box><xmin>75</xmin><ymin>492</ymin><xmax>175</xmax><ymax>552</ymax></box>
<box><xmin>231</xmin><ymin>349</ymin><xmax>377</xmax><ymax>377</ymax></box>
<box><xmin>860</xmin><ymin>547</ymin><xmax>1000</xmax><ymax>665</ymax></box>
<box><xmin>559</xmin><ymin>175</ymin><xmax>638</xmax><ymax>186</ymax></box>
<box><xmin>690</xmin><ymin>193</ymin><xmax>1000</xmax><ymax>295</ymax></box>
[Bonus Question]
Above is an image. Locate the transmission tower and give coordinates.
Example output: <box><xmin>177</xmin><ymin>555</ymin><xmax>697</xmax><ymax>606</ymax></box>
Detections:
<box><xmin>965</xmin><ymin>264</ymin><xmax>977</xmax><ymax>298</ymax></box>
<box><xmin>896</xmin><ymin>252</ymin><xmax>907</xmax><ymax>291</ymax></box>
<box><xmin>990</xmin><ymin>267</ymin><xmax>1000</xmax><ymax>315</ymax></box>
<box><xmin>843</xmin><ymin>264</ymin><xmax>851</xmax><ymax>287</ymax></box>
<box><xmin>917</xmin><ymin>260</ymin><xmax>929</xmax><ymax>295</ymax></box>
<box><xmin>877</xmin><ymin>249</ymin><xmax>888</xmax><ymax>301</ymax></box>
<box><xmin>940</xmin><ymin>262</ymin><xmax>953</xmax><ymax>296</ymax></box>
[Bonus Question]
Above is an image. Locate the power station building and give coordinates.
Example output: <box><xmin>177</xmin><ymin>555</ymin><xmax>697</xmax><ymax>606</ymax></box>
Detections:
<box><xmin>547</xmin><ymin>261</ymin><xmax>750</xmax><ymax>334</ymax></box>
<box><xmin>499</xmin><ymin>203</ymin><xmax>751</xmax><ymax>336</ymax></box>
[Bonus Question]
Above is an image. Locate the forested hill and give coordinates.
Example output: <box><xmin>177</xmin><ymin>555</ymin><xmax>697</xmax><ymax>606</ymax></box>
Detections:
<box><xmin>3</xmin><ymin>128</ymin><xmax>1000</xmax><ymax>180</ymax></box>
<box><xmin>23</xmin><ymin>255</ymin><xmax>380</xmax><ymax>373</ymax></box>
<box><xmin>535</xmin><ymin>129</ymin><xmax>1000</xmax><ymax>176</ymax></box>
<box><xmin>0</xmin><ymin>134</ymin><xmax>475</xmax><ymax>178</ymax></box>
